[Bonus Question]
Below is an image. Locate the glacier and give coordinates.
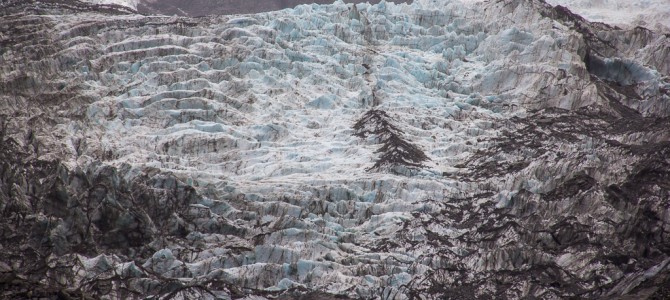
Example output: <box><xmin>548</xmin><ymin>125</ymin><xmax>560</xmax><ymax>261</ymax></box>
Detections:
<box><xmin>1</xmin><ymin>0</ymin><xmax>670</xmax><ymax>299</ymax></box>
<box><xmin>543</xmin><ymin>0</ymin><xmax>670</xmax><ymax>31</ymax></box>
<box><xmin>83</xmin><ymin>0</ymin><xmax>138</xmax><ymax>10</ymax></box>
<box><xmin>80</xmin><ymin>0</ymin><xmax>670</xmax><ymax>31</ymax></box>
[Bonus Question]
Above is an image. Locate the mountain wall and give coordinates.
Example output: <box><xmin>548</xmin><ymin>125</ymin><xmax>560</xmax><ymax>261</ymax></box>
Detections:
<box><xmin>136</xmin><ymin>0</ymin><xmax>410</xmax><ymax>17</ymax></box>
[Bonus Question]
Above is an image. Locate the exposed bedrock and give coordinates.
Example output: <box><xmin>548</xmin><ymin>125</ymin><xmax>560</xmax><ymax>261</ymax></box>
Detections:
<box><xmin>1</xmin><ymin>0</ymin><xmax>669</xmax><ymax>299</ymax></box>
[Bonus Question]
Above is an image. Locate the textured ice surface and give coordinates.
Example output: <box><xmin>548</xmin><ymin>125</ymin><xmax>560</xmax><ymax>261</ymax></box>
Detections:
<box><xmin>2</xmin><ymin>0</ymin><xmax>670</xmax><ymax>299</ymax></box>
<box><xmin>85</xmin><ymin>0</ymin><xmax>603</xmax><ymax>189</ymax></box>
<box><xmin>545</xmin><ymin>0</ymin><xmax>670</xmax><ymax>31</ymax></box>
<box><xmin>463</xmin><ymin>0</ymin><xmax>670</xmax><ymax>31</ymax></box>
<box><xmin>82</xmin><ymin>0</ymin><xmax>138</xmax><ymax>10</ymax></box>
<box><xmin>85</xmin><ymin>0</ymin><xmax>670</xmax><ymax>31</ymax></box>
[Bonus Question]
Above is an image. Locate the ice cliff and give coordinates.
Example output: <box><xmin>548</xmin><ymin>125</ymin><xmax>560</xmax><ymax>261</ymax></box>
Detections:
<box><xmin>1</xmin><ymin>0</ymin><xmax>670</xmax><ymax>299</ymax></box>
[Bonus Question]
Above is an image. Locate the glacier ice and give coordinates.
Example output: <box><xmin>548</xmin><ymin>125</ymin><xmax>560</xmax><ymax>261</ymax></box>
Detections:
<box><xmin>1</xmin><ymin>0</ymin><xmax>670</xmax><ymax>299</ymax></box>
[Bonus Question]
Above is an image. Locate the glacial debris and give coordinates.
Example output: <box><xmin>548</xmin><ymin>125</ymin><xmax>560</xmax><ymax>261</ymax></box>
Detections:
<box><xmin>353</xmin><ymin>109</ymin><xmax>430</xmax><ymax>174</ymax></box>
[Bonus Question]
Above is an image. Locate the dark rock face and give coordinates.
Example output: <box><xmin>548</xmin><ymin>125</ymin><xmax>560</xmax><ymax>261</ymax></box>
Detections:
<box><xmin>449</xmin><ymin>105</ymin><xmax>670</xmax><ymax>298</ymax></box>
<box><xmin>136</xmin><ymin>0</ymin><xmax>411</xmax><ymax>17</ymax></box>
<box><xmin>1</xmin><ymin>0</ymin><xmax>670</xmax><ymax>299</ymax></box>
<box><xmin>0</xmin><ymin>105</ymin><xmax>205</xmax><ymax>297</ymax></box>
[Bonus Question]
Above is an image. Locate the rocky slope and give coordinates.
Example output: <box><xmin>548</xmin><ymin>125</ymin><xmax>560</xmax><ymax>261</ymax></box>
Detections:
<box><xmin>1</xmin><ymin>0</ymin><xmax>669</xmax><ymax>299</ymax></box>
<box><xmin>135</xmin><ymin>0</ymin><xmax>410</xmax><ymax>17</ymax></box>
<box><xmin>543</xmin><ymin>0</ymin><xmax>670</xmax><ymax>31</ymax></box>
